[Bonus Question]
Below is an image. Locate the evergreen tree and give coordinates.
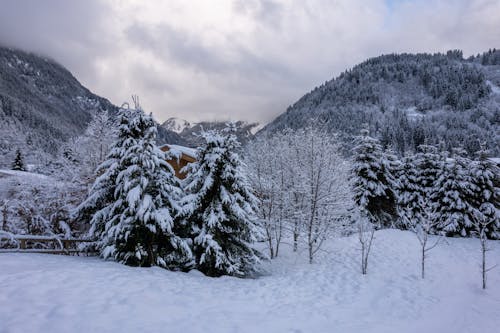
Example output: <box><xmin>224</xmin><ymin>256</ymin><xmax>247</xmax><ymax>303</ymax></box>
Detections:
<box><xmin>396</xmin><ymin>155</ymin><xmax>422</xmax><ymax>229</ymax></box>
<box><xmin>182</xmin><ymin>129</ymin><xmax>262</xmax><ymax>277</ymax></box>
<box><xmin>11</xmin><ymin>149</ymin><xmax>26</xmax><ymax>171</ymax></box>
<box><xmin>431</xmin><ymin>148</ymin><xmax>474</xmax><ymax>236</ymax></box>
<box><xmin>384</xmin><ymin>146</ymin><xmax>403</xmax><ymax>180</ymax></box>
<box><xmin>76</xmin><ymin>107</ymin><xmax>192</xmax><ymax>269</ymax></box>
<box><xmin>416</xmin><ymin>145</ymin><xmax>443</xmax><ymax>199</ymax></box>
<box><xmin>469</xmin><ymin>149</ymin><xmax>500</xmax><ymax>239</ymax></box>
<box><xmin>352</xmin><ymin>129</ymin><xmax>397</xmax><ymax>227</ymax></box>
<box><xmin>398</xmin><ymin>145</ymin><xmax>443</xmax><ymax>229</ymax></box>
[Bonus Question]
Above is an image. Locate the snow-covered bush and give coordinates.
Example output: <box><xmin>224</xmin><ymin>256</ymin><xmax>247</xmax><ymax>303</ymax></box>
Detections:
<box><xmin>0</xmin><ymin>175</ymin><xmax>83</xmax><ymax>248</ymax></box>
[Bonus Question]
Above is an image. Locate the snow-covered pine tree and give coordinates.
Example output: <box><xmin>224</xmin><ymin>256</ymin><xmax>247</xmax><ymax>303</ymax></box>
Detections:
<box><xmin>181</xmin><ymin>128</ymin><xmax>262</xmax><ymax>277</ymax></box>
<box><xmin>431</xmin><ymin>148</ymin><xmax>474</xmax><ymax>237</ymax></box>
<box><xmin>352</xmin><ymin>129</ymin><xmax>397</xmax><ymax>227</ymax></box>
<box><xmin>396</xmin><ymin>155</ymin><xmax>422</xmax><ymax>229</ymax></box>
<box><xmin>11</xmin><ymin>149</ymin><xmax>26</xmax><ymax>171</ymax></box>
<box><xmin>76</xmin><ymin>106</ymin><xmax>192</xmax><ymax>269</ymax></box>
<box><xmin>469</xmin><ymin>148</ymin><xmax>500</xmax><ymax>240</ymax></box>
<box><xmin>415</xmin><ymin>145</ymin><xmax>443</xmax><ymax>206</ymax></box>
<box><xmin>398</xmin><ymin>145</ymin><xmax>443</xmax><ymax>229</ymax></box>
<box><xmin>384</xmin><ymin>147</ymin><xmax>403</xmax><ymax>184</ymax></box>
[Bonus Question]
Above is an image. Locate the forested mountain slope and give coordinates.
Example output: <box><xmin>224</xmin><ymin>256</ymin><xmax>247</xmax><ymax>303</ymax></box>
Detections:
<box><xmin>0</xmin><ymin>46</ymin><xmax>182</xmax><ymax>168</ymax></box>
<box><xmin>262</xmin><ymin>50</ymin><xmax>500</xmax><ymax>156</ymax></box>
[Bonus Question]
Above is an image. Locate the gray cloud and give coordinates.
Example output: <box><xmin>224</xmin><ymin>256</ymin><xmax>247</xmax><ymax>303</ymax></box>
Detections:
<box><xmin>232</xmin><ymin>0</ymin><xmax>285</xmax><ymax>30</ymax></box>
<box><xmin>126</xmin><ymin>22</ymin><xmax>292</xmax><ymax>80</ymax></box>
<box><xmin>0</xmin><ymin>0</ymin><xmax>499</xmax><ymax>125</ymax></box>
<box><xmin>126</xmin><ymin>23</ymin><xmax>229</xmax><ymax>73</ymax></box>
<box><xmin>0</xmin><ymin>0</ymin><xmax>116</xmax><ymax>85</ymax></box>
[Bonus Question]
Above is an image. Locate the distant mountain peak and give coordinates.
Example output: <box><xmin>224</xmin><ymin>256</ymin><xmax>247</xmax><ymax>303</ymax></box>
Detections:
<box><xmin>162</xmin><ymin>117</ymin><xmax>192</xmax><ymax>134</ymax></box>
<box><xmin>160</xmin><ymin>118</ymin><xmax>260</xmax><ymax>146</ymax></box>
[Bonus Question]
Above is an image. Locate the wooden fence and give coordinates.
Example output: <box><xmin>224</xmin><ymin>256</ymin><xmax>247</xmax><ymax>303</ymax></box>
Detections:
<box><xmin>0</xmin><ymin>234</ymin><xmax>95</xmax><ymax>255</ymax></box>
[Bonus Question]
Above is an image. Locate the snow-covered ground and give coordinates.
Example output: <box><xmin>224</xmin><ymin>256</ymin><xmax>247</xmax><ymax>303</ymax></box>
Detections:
<box><xmin>0</xmin><ymin>169</ymin><xmax>49</xmax><ymax>180</ymax></box>
<box><xmin>1</xmin><ymin>230</ymin><xmax>499</xmax><ymax>333</ymax></box>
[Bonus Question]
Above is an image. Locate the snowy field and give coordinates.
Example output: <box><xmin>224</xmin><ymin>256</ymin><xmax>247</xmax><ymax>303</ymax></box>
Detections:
<box><xmin>1</xmin><ymin>230</ymin><xmax>499</xmax><ymax>333</ymax></box>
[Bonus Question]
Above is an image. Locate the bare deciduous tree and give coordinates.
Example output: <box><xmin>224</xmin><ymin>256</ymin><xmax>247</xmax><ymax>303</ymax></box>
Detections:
<box><xmin>289</xmin><ymin>127</ymin><xmax>351</xmax><ymax>264</ymax></box>
<box><xmin>245</xmin><ymin>127</ymin><xmax>351</xmax><ymax>263</ymax></box>
<box><xmin>401</xmin><ymin>204</ymin><xmax>441</xmax><ymax>279</ymax></box>
<box><xmin>357</xmin><ymin>213</ymin><xmax>375</xmax><ymax>275</ymax></box>
<box><xmin>474</xmin><ymin>217</ymin><xmax>497</xmax><ymax>289</ymax></box>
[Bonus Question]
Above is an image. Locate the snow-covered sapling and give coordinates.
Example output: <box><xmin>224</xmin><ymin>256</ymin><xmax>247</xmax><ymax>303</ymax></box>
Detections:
<box><xmin>356</xmin><ymin>212</ymin><xmax>375</xmax><ymax>275</ymax></box>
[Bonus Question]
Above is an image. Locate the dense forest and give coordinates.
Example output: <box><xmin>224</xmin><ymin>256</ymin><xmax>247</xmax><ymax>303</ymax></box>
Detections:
<box><xmin>262</xmin><ymin>49</ymin><xmax>500</xmax><ymax>157</ymax></box>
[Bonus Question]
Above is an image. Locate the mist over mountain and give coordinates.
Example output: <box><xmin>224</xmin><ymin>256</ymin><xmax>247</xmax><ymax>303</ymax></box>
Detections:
<box><xmin>261</xmin><ymin>50</ymin><xmax>500</xmax><ymax>156</ymax></box>
<box><xmin>0</xmin><ymin>46</ymin><xmax>182</xmax><ymax>168</ymax></box>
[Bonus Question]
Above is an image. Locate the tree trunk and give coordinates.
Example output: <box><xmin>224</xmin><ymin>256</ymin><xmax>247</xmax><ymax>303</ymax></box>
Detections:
<box><xmin>293</xmin><ymin>228</ymin><xmax>299</xmax><ymax>252</ymax></box>
<box><xmin>308</xmin><ymin>242</ymin><xmax>313</xmax><ymax>264</ymax></box>
<box><xmin>482</xmin><ymin>239</ymin><xmax>486</xmax><ymax>289</ymax></box>
<box><xmin>1</xmin><ymin>205</ymin><xmax>7</xmax><ymax>231</ymax></box>
<box><xmin>307</xmin><ymin>217</ymin><xmax>314</xmax><ymax>264</ymax></box>
<box><xmin>361</xmin><ymin>242</ymin><xmax>366</xmax><ymax>275</ymax></box>
<box><xmin>268</xmin><ymin>237</ymin><xmax>274</xmax><ymax>259</ymax></box>
<box><xmin>421</xmin><ymin>245</ymin><xmax>425</xmax><ymax>279</ymax></box>
<box><xmin>274</xmin><ymin>220</ymin><xmax>281</xmax><ymax>258</ymax></box>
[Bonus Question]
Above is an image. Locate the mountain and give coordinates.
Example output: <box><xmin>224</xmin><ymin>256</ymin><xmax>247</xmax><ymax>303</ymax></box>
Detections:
<box><xmin>162</xmin><ymin>117</ymin><xmax>192</xmax><ymax>134</ymax></box>
<box><xmin>261</xmin><ymin>49</ymin><xmax>500</xmax><ymax>156</ymax></box>
<box><xmin>161</xmin><ymin>117</ymin><xmax>260</xmax><ymax>146</ymax></box>
<box><xmin>0</xmin><ymin>46</ymin><xmax>182</xmax><ymax>168</ymax></box>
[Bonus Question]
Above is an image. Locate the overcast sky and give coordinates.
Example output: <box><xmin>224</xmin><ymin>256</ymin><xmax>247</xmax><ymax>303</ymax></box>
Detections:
<box><xmin>0</xmin><ymin>0</ymin><xmax>499</xmax><ymax>125</ymax></box>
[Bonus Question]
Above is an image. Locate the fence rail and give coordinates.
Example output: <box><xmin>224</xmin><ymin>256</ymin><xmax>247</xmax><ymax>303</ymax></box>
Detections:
<box><xmin>0</xmin><ymin>234</ymin><xmax>96</xmax><ymax>255</ymax></box>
